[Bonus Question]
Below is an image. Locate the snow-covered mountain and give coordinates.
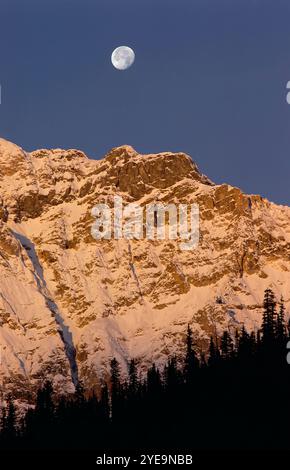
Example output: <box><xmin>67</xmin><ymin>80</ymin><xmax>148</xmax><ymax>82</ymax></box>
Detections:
<box><xmin>0</xmin><ymin>137</ymin><xmax>289</xmax><ymax>402</ymax></box>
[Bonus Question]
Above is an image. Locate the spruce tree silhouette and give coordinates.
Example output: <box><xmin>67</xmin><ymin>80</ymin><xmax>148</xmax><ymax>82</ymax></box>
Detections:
<box><xmin>1</xmin><ymin>288</ymin><xmax>289</xmax><ymax>452</ymax></box>
<box><xmin>184</xmin><ymin>324</ymin><xmax>199</xmax><ymax>386</ymax></box>
<box><xmin>208</xmin><ymin>335</ymin><xmax>220</xmax><ymax>367</ymax></box>
<box><xmin>261</xmin><ymin>288</ymin><xmax>276</xmax><ymax>346</ymax></box>
<box><xmin>128</xmin><ymin>358</ymin><xmax>138</xmax><ymax>396</ymax></box>
<box><xmin>220</xmin><ymin>331</ymin><xmax>234</xmax><ymax>359</ymax></box>
<box><xmin>2</xmin><ymin>394</ymin><xmax>16</xmax><ymax>446</ymax></box>
<box><xmin>277</xmin><ymin>296</ymin><xmax>286</xmax><ymax>342</ymax></box>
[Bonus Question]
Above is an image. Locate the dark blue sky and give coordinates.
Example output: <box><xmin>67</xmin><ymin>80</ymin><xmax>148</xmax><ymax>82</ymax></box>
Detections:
<box><xmin>0</xmin><ymin>0</ymin><xmax>289</xmax><ymax>204</ymax></box>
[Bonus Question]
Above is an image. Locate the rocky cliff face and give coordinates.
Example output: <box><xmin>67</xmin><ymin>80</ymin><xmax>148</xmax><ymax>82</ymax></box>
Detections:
<box><xmin>0</xmin><ymin>137</ymin><xmax>289</xmax><ymax>403</ymax></box>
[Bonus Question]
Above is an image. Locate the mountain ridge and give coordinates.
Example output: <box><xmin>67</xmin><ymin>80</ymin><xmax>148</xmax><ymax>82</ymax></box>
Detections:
<box><xmin>0</xmin><ymin>137</ymin><xmax>289</xmax><ymax>406</ymax></box>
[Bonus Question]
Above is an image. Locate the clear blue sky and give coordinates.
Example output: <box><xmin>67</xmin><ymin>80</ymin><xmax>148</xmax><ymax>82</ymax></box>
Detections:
<box><xmin>0</xmin><ymin>0</ymin><xmax>289</xmax><ymax>204</ymax></box>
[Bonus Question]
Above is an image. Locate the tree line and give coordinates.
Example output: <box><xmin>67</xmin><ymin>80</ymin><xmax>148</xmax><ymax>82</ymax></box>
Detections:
<box><xmin>0</xmin><ymin>288</ymin><xmax>290</xmax><ymax>451</ymax></box>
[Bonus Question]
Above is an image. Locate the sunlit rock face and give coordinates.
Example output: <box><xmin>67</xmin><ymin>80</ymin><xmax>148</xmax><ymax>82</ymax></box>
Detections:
<box><xmin>0</xmin><ymin>137</ymin><xmax>289</xmax><ymax>405</ymax></box>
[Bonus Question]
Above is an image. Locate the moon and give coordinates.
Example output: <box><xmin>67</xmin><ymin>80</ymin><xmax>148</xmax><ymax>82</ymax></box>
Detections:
<box><xmin>111</xmin><ymin>46</ymin><xmax>135</xmax><ymax>70</ymax></box>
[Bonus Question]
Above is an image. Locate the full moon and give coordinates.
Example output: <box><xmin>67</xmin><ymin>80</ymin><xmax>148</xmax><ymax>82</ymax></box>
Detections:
<box><xmin>111</xmin><ymin>46</ymin><xmax>135</xmax><ymax>70</ymax></box>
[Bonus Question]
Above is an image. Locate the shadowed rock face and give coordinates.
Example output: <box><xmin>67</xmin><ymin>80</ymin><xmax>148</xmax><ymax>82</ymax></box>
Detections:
<box><xmin>0</xmin><ymin>137</ymin><xmax>289</xmax><ymax>405</ymax></box>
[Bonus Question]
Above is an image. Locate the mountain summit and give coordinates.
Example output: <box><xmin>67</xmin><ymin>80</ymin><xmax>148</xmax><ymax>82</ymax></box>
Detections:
<box><xmin>0</xmin><ymin>138</ymin><xmax>289</xmax><ymax>402</ymax></box>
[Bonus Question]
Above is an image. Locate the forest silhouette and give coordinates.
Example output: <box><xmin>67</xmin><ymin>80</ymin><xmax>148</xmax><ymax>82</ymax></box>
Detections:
<box><xmin>0</xmin><ymin>288</ymin><xmax>289</xmax><ymax>452</ymax></box>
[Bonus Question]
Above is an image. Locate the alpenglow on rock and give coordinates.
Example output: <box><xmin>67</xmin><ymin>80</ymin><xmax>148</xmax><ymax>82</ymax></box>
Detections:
<box><xmin>0</xmin><ymin>137</ymin><xmax>289</xmax><ymax>404</ymax></box>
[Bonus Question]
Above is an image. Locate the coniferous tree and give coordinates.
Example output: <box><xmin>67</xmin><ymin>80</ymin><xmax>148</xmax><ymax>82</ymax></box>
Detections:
<box><xmin>220</xmin><ymin>331</ymin><xmax>233</xmax><ymax>360</ymax></box>
<box><xmin>237</xmin><ymin>325</ymin><xmax>251</xmax><ymax>360</ymax></box>
<box><xmin>261</xmin><ymin>288</ymin><xmax>276</xmax><ymax>344</ymax></box>
<box><xmin>128</xmin><ymin>359</ymin><xmax>138</xmax><ymax>396</ymax></box>
<box><xmin>97</xmin><ymin>384</ymin><xmax>110</xmax><ymax>447</ymax></box>
<box><xmin>276</xmin><ymin>296</ymin><xmax>286</xmax><ymax>342</ymax></box>
<box><xmin>234</xmin><ymin>329</ymin><xmax>240</xmax><ymax>351</ymax></box>
<box><xmin>256</xmin><ymin>328</ymin><xmax>262</xmax><ymax>352</ymax></box>
<box><xmin>74</xmin><ymin>381</ymin><xmax>85</xmax><ymax>406</ymax></box>
<box><xmin>184</xmin><ymin>324</ymin><xmax>199</xmax><ymax>385</ymax></box>
<box><xmin>208</xmin><ymin>336</ymin><xmax>220</xmax><ymax>367</ymax></box>
<box><xmin>199</xmin><ymin>351</ymin><xmax>206</xmax><ymax>369</ymax></box>
<box><xmin>146</xmin><ymin>363</ymin><xmax>163</xmax><ymax>424</ymax></box>
<box><xmin>4</xmin><ymin>394</ymin><xmax>16</xmax><ymax>442</ymax></box>
<box><xmin>147</xmin><ymin>363</ymin><xmax>162</xmax><ymax>396</ymax></box>
<box><xmin>35</xmin><ymin>381</ymin><xmax>54</xmax><ymax>417</ymax></box>
<box><xmin>110</xmin><ymin>357</ymin><xmax>122</xmax><ymax>422</ymax></box>
<box><xmin>110</xmin><ymin>358</ymin><xmax>121</xmax><ymax>392</ymax></box>
<box><xmin>164</xmin><ymin>356</ymin><xmax>181</xmax><ymax>391</ymax></box>
<box><xmin>0</xmin><ymin>403</ymin><xmax>6</xmax><ymax>435</ymax></box>
<box><xmin>33</xmin><ymin>381</ymin><xmax>55</xmax><ymax>446</ymax></box>
<box><xmin>287</xmin><ymin>318</ymin><xmax>290</xmax><ymax>337</ymax></box>
<box><xmin>99</xmin><ymin>384</ymin><xmax>110</xmax><ymax>423</ymax></box>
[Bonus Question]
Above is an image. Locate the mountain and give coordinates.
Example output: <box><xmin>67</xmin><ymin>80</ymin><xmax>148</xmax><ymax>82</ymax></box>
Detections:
<box><xmin>0</xmin><ymin>137</ymin><xmax>289</xmax><ymax>404</ymax></box>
